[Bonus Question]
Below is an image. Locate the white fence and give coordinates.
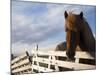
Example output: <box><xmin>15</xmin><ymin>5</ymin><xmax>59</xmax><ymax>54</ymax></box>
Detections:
<box><xmin>11</xmin><ymin>50</ymin><xmax>96</xmax><ymax>74</ymax></box>
<box><xmin>11</xmin><ymin>52</ymin><xmax>32</xmax><ymax>75</ymax></box>
<box><xmin>32</xmin><ymin>50</ymin><xmax>95</xmax><ymax>73</ymax></box>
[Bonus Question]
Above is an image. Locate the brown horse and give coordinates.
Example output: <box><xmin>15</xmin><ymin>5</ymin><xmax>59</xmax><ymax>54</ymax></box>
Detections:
<box><xmin>64</xmin><ymin>11</ymin><xmax>96</xmax><ymax>60</ymax></box>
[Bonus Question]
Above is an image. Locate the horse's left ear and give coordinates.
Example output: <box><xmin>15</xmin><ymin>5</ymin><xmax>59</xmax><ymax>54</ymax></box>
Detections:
<box><xmin>64</xmin><ymin>11</ymin><xmax>68</xmax><ymax>18</ymax></box>
<box><xmin>79</xmin><ymin>12</ymin><xmax>83</xmax><ymax>19</ymax></box>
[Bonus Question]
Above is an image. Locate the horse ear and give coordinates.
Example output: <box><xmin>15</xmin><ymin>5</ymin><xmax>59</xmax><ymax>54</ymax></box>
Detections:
<box><xmin>64</xmin><ymin>11</ymin><xmax>68</xmax><ymax>18</ymax></box>
<box><xmin>79</xmin><ymin>12</ymin><xmax>83</xmax><ymax>19</ymax></box>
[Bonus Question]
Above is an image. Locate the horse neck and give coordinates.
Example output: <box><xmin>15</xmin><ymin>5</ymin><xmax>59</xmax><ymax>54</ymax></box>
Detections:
<box><xmin>82</xmin><ymin>19</ymin><xmax>95</xmax><ymax>51</ymax></box>
<box><xmin>82</xmin><ymin>20</ymin><xmax>93</xmax><ymax>36</ymax></box>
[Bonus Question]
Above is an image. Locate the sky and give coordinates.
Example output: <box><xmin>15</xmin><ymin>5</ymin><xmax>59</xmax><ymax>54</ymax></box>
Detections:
<box><xmin>11</xmin><ymin>0</ymin><xmax>96</xmax><ymax>56</ymax></box>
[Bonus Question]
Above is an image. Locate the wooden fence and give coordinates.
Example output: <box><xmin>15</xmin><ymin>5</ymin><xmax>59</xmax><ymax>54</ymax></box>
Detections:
<box><xmin>32</xmin><ymin>50</ymin><xmax>96</xmax><ymax>73</ymax></box>
<box><xmin>11</xmin><ymin>51</ymin><xmax>32</xmax><ymax>75</ymax></box>
<box><xmin>11</xmin><ymin>50</ymin><xmax>96</xmax><ymax>74</ymax></box>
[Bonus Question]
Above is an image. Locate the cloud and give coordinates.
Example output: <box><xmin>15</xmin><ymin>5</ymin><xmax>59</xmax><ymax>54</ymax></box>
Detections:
<box><xmin>11</xmin><ymin>1</ymin><xmax>96</xmax><ymax>55</ymax></box>
<box><xmin>12</xmin><ymin>1</ymin><xmax>66</xmax><ymax>44</ymax></box>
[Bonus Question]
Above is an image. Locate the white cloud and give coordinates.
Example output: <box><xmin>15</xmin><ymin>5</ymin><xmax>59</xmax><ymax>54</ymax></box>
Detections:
<box><xmin>11</xmin><ymin>1</ymin><xmax>95</xmax><ymax>55</ymax></box>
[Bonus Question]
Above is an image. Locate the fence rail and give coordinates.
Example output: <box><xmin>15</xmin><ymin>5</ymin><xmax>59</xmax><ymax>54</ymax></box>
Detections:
<box><xmin>32</xmin><ymin>51</ymin><xmax>94</xmax><ymax>59</ymax></box>
<box><xmin>11</xmin><ymin>50</ymin><xmax>96</xmax><ymax>75</ymax></box>
<box><xmin>32</xmin><ymin>50</ymin><xmax>95</xmax><ymax>72</ymax></box>
<box><xmin>11</xmin><ymin>53</ymin><xmax>27</xmax><ymax>65</ymax></box>
<box><xmin>11</xmin><ymin>51</ymin><xmax>32</xmax><ymax>75</ymax></box>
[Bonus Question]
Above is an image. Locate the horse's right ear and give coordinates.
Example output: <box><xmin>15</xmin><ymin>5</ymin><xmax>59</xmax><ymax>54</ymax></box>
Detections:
<box><xmin>79</xmin><ymin>12</ymin><xmax>83</xmax><ymax>19</ymax></box>
<box><xmin>64</xmin><ymin>11</ymin><xmax>68</xmax><ymax>18</ymax></box>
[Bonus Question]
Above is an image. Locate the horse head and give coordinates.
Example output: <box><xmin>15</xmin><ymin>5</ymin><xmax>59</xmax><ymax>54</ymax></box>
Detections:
<box><xmin>64</xmin><ymin>11</ymin><xmax>85</xmax><ymax>60</ymax></box>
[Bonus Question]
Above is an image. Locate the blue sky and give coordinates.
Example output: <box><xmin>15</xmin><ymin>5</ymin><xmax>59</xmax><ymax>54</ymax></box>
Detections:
<box><xmin>11</xmin><ymin>0</ymin><xmax>96</xmax><ymax>55</ymax></box>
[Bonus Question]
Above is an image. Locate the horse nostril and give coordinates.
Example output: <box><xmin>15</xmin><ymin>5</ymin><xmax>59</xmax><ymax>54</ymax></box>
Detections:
<box><xmin>66</xmin><ymin>51</ymin><xmax>68</xmax><ymax>57</ymax></box>
<box><xmin>66</xmin><ymin>50</ymin><xmax>71</xmax><ymax>59</ymax></box>
<box><xmin>66</xmin><ymin>50</ymin><xmax>75</xmax><ymax>61</ymax></box>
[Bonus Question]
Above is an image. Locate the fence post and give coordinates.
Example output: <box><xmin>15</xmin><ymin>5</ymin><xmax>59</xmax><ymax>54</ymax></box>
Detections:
<box><xmin>35</xmin><ymin>51</ymin><xmax>40</xmax><ymax>72</ymax></box>
<box><xmin>52</xmin><ymin>56</ymin><xmax>59</xmax><ymax>71</ymax></box>
<box><xmin>48</xmin><ymin>56</ymin><xmax>52</xmax><ymax>69</ymax></box>
<box><xmin>75</xmin><ymin>58</ymin><xmax>79</xmax><ymax>63</ymax></box>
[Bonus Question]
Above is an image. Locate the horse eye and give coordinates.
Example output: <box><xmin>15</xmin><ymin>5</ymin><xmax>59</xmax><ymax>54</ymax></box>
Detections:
<box><xmin>66</xmin><ymin>27</ymin><xmax>69</xmax><ymax>31</ymax></box>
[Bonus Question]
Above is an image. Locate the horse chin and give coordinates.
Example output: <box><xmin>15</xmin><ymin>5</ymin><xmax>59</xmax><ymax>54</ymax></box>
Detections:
<box><xmin>66</xmin><ymin>49</ymin><xmax>75</xmax><ymax>61</ymax></box>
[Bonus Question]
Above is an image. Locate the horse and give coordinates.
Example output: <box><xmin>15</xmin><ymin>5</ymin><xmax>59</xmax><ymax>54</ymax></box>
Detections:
<box><xmin>64</xmin><ymin>11</ymin><xmax>96</xmax><ymax>60</ymax></box>
<box><xmin>55</xmin><ymin>11</ymin><xmax>96</xmax><ymax>61</ymax></box>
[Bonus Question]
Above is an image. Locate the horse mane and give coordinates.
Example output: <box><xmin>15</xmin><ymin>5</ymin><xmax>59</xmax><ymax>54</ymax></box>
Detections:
<box><xmin>79</xmin><ymin>15</ymin><xmax>96</xmax><ymax>52</ymax></box>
